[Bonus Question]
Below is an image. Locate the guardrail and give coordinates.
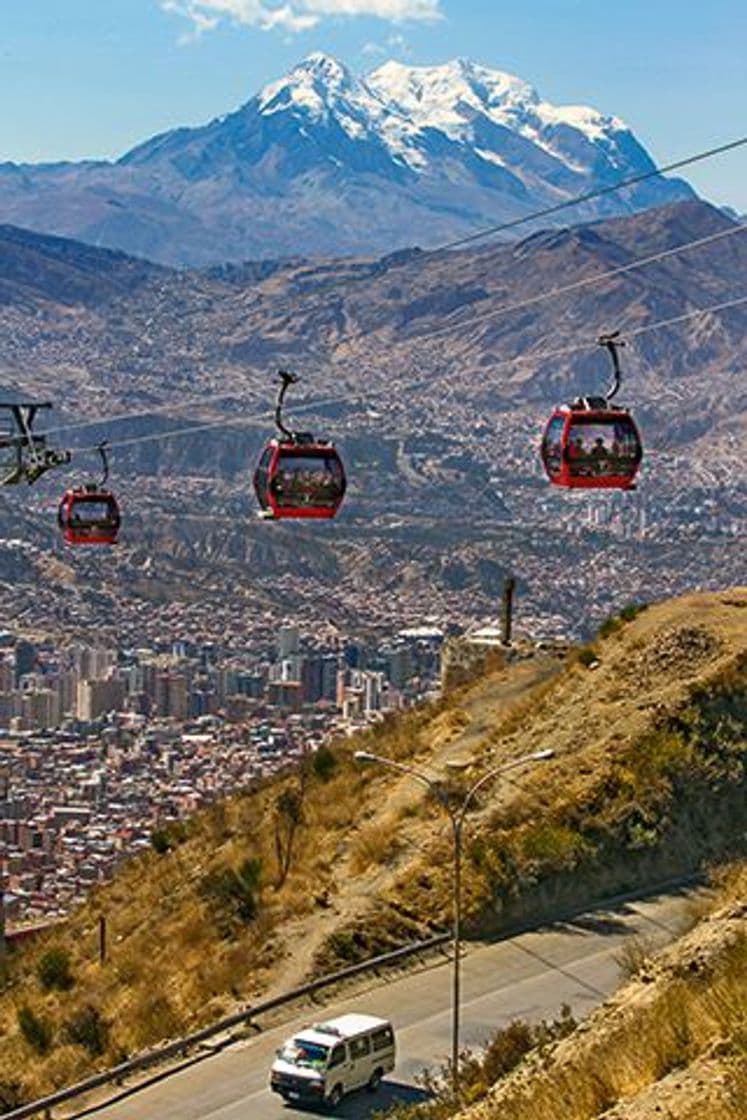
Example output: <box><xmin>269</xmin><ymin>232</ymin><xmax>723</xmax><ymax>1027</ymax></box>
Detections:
<box><xmin>2</xmin><ymin>932</ymin><xmax>450</xmax><ymax>1120</ymax></box>
<box><xmin>4</xmin><ymin>871</ymin><xmax>705</xmax><ymax>1120</ymax></box>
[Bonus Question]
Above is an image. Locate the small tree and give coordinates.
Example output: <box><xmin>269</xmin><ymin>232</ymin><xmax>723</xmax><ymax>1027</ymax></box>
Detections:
<box><xmin>64</xmin><ymin>1004</ymin><xmax>109</xmax><ymax>1056</ymax></box>
<box><xmin>273</xmin><ymin>787</ymin><xmax>304</xmax><ymax>888</ymax></box>
<box><xmin>38</xmin><ymin>947</ymin><xmax>74</xmax><ymax>991</ymax></box>
<box><xmin>309</xmin><ymin>745</ymin><xmax>338</xmax><ymax>783</ymax></box>
<box><xmin>150</xmin><ymin>828</ymin><xmax>172</xmax><ymax>855</ymax></box>
<box><xmin>200</xmin><ymin>858</ymin><xmax>262</xmax><ymax>937</ymax></box>
<box><xmin>17</xmin><ymin>1005</ymin><xmax>53</xmax><ymax>1055</ymax></box>
<box><xmin>0</xmin><ymin>1079</ymin><xmax>24</xmax><ymax>1110</ymax></box>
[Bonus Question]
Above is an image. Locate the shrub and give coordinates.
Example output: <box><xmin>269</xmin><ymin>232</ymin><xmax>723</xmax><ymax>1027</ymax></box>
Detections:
<box><xmin>0</xmin><ymin>1080</ymin><xmax>24</xmax><ymax>1110</ymax></box>
<box><xmin>151</xmin><ymin>819</ymin><xmax>189</xmax><ymax>854</ymax></box>
<box><xmin>619</xmin><ymin>601</ymin><xmax>648</xmax><ymax>623</ymax></box>
<box><xmin>597</xmin><ymin>615</ymin><xmax>623</xmax><ymax>640</ymax></box>
<box><xmin>130</xmin><ymin>991</ymin><xmax>182</xmax><ymax>1049</ymax></box>
<box><xmin>615</xmin><ymin>933</ymin><xmax>658</xmax><ymax>979</ymax></box>
<box><xmin>321</xmin><ymin>928</ymin><xmax>369</xmax><ymax>965</ymax></box>
<box><xmin>518</xmin><ymin>822</ymin><xmax>593</xmax><ymax>871</ymax></box>
<box><xmin>479</xmin><ymin>1019</ymin><xmax>535</xmax><ymax>1084</ymax></box>
<box><xmin>17</xmin><ymin>1005</ymin><xmax>53</xmax><ymax>1055</ymax></box>
<box><xmin>200</xmin><ymin>858</ymin><xmax>262</xmax><ymax>936</ymax></box>
<box><xmin>597</xmin><ymin>602</ymin><xmax>648</xmax><ymax>639</ymax></box>
<box><xmin>63</xmin><ymin>1004</ymin><xmax>109</xmax><ymax>1056</ymax></box>
<box><xmin>37</xmin><ymin>947</ymin><xmax>74</xmax><ymax>992</ymax></box>
<box><xmin>578</xmin><ymin>646</ymin><xmax>599</xmax><ymax>668</ymax></box>
<box><xmin>350</xmin><ymin>821</ymin><xmax>401</xmax><ymax>872</ymax></box>
<box><xmin>309</xmin><ymin>745</ymin><xmax>338</xmax><ymax>782</ymax></box>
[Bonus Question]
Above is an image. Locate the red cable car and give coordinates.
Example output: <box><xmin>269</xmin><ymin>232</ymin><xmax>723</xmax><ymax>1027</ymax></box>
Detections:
<box><xmin>58</xmin><ymin>442</ymin><xmax>121</xmax><ymax>545</ymax></box>
<box><xmin>541</xmin><ymin>333</ymin><xmax>642</xmax><ymax>490</ymax></box>
<box><xmin>254</xmin><ymin>371</ymin><xmax>346</xmax><ymax>520</ymax></box>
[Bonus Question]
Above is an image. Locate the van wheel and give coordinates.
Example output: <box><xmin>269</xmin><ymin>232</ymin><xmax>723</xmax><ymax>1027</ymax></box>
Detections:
<box><xmin>327</xmin><ymin>1084</ymin><xmax>343</xmax><ymax>1110</ymax></box>
<box><xmin>367</xmin><ymin>1068</ymin><xmax>383</xmax><ymax>1093</ymax></box>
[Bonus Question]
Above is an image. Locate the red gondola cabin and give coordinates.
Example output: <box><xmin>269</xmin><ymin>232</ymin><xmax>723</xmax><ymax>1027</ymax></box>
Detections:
<box><xmin>254</xmin><ymin>371</ymin><xmax>346</xmax><ymax>520</ymax></box>
<box><xmin>57</xmin><ymin>443</ymin><xmax>121</xmax><ymax>545</ymax></box>
<box><xmin>540</xmin><ymin>333</ymin><xmax>642</xmax><ymax>490</ymax></box>
<box><xmin>58</xmin><ymin>487</ymin><xmax>121</xmax><ymax>545</ymax></box>
<box><xmin>541</xmin><ymin>405</ymin><xmax>642</xmax><ymax>490</ymax></box>
<box><xmin>254</xmin><ymin>438</ymin><xmax>346</xmax><ymax>520</ymax></box>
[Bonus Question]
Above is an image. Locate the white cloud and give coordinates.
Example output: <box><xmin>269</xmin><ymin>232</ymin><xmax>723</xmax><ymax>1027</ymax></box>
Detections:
<box><xmin>161</xmin><ymin>0</ymin><xmax>442</xmax><ymax>38</ymax></box>
<box><xmin>303</xmin><ymin>0</ymin><xmax>440</xmax><ymax>17</ymax></box>
<box><xmin>362</xmin><ymin>31</ymin><xmax>411</xmax><ymax>58</ymax></box>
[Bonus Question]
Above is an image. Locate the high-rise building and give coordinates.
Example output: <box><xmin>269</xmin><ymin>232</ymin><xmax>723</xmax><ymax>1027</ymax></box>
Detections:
<box><xmin>320</xmin><ymin>655</ymin><xmax>340</xmax><ymax>701</ymax></box>
<box><xmin>70</xmin><ymin>645</ymin><xmax>118</xmax><ymax>681</ymax></box>
<box><xmin>386</xmin><ymin>646</ymin><xmax>412</xmax><ymax>690</ymax></box>
<box><xmin>0</xmin><ymin>657</ymin><xmax>14</xmax><ymax>694</ymax></box>
<box><xmin>268</xmin><ymin>680</ymin><xmax>302</xmax><ymax>711</ymax></box>
<box><xmin>14</xmin><ymin>640</ymin><xmax>36</xmax><ymax>685</ymax></box>
<box><xmin>22</xmin><ymin>689</ymin><xmax>61</xmax><ymax>730</ymax></box>
<box><xmin>154</xmin><ymin>672</ymin><xmax>190</xmax><ymax>720</ymax></box>
<box><xmin>277</xmin><ymin>625</ymin><xmax>300</xmax><ymax>659</ymax></box>
<box><xmin>77</xmin><ymin>678</ymin><xmax>125</xmax><ymax>721</ymax></box>
<box><xmin>300</xmin><ymin>657</ymin><xmax>324</xmax><ymax>704</ymax></box>
<box><xmin>55</xmin><ymin>671</ymin><xmax>79</xmax><ymax>717</ymax></box>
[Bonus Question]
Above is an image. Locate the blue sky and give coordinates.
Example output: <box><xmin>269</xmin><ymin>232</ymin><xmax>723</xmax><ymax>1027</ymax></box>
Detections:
<box><xmin>2</xmin><ymin>0</ymin><xmax>746</xmax><ymax>209</ymax></box>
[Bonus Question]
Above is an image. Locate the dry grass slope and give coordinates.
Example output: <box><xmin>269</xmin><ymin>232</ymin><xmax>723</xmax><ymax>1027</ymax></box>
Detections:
<box><xmin>0</xmin><ymin>588</ymin><xmax>745</xmax><ymax>1108</ymax></box>
<box><xmin>451</xmin><ymin>863</ymin><xmax>747</xmax><ymax>1120</ymax></box>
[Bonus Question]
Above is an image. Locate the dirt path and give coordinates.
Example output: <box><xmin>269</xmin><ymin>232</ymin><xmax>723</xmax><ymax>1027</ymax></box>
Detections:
<box><xmin>265</xmin><ymin>652</ymin><xmax>564</xmax><ymax>996</ymax></box>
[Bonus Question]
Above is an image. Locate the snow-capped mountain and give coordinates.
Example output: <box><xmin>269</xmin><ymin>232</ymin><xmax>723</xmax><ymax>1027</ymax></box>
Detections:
<box><xmin>0</xmin><ymin>54</ymin><xmax>694</xmax><ymax>266</ymax></box>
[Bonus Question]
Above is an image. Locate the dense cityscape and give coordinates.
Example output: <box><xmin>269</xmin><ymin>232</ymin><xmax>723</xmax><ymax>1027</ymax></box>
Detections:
<box><xmin>0</xmin><ymin>623</ymin><xmax>445</xmax><ymax>932</ymax></box>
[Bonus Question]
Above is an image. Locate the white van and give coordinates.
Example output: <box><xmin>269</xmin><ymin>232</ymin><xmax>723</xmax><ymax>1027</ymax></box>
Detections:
<box><xmin>270</xmin><ymin>1013</ymin><xmax>396</xmax><ymax>1110</ymax></box>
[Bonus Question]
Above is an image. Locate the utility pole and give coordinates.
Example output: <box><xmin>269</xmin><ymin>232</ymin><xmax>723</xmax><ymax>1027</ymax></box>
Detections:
<box><xmin>98</xmin><ymin>915</ymin><xmax>107</xmax><ymax>965</ymax></box>
<box><xmin>355</xmin><ymin>748</ymin><xmax>553</xmax><ymax>1098</ymax></box>
<box><xmin>502</xmin><ymin>576</ymin><xmax>516</xmax><ymax>645</ymax></box>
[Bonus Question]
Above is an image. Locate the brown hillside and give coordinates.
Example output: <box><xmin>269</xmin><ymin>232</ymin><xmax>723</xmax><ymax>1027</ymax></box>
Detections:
<box><xmin>442</xmin><ymin>863</ymin><xmax>747</xmax><ymax>1120</ymax></box>
<box><xmin>0</xmin><ymin>588</ymin><xmax>745</xmax><ymax>1106</ymax></box>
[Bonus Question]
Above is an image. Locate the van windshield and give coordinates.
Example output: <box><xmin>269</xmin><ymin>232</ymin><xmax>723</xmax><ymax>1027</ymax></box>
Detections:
<box><xmin>279</xmin><ymin>1039</ymin><xmax>329</xmax><ymax>1069</ymax></box>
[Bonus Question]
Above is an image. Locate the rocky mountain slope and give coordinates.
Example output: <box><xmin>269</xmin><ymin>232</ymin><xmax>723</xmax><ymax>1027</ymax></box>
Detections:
<box><xmin>0</xmin><ymin>54</ymin><xmax>694</xmax><ymax>265</ymax></box>
<box><xmin>1</xmin><ymin>198</ymin><xmax>744</xmax><ymax>438</ymax></box>
<box><xmin>0</xmin><ymin>198</ymin><xmax>744</xmax><ymax>642</ymax></box>
<box><xmin>0</xmin><ymin>588</ymin><xmax>744</xmax><ymax>1104</ymax></box>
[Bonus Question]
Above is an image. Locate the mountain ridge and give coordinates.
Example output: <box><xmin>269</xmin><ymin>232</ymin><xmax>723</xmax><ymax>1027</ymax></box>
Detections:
<box><xmin>0</xmin><ymin>53</ymin><xmax>694</xmax><ymax>266</ymax></box>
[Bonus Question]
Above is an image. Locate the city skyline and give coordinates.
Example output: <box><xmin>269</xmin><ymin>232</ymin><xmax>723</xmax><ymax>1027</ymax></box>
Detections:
<box><xmin>0</xmin><ymin>623</ymin><xmax>446</xmax><ymax>928</ymax></box>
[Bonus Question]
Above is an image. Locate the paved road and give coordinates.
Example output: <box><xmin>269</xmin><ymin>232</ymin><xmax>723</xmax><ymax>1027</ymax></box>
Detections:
<box><xmin>74</xmin><ymin>888</ymin><xmax>700</xmax><ymax>1120</ymax></box>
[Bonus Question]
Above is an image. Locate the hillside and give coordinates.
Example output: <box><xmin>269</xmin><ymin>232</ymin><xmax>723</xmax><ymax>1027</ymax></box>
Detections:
<box><xmin>0</xmin><ymin>55</ymin><xmax>694</xmax><ymax>266</ymax></box>
<box><xmin>388</xmin><ymin>863</ymin><xmax>746</xmax><ymax>1120</ymax></box>
<box><xmin>0</xmin><ymin>587</ymin><xmax>745</xmax><ymax>1107</ymax></box>
<box><xmin>0</xmin><ymin>198</ymin><xmax>745</xmax><ymax>648</ymax></box>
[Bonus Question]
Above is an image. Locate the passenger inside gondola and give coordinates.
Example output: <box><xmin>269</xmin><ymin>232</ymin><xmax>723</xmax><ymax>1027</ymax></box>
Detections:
<box><xmin>70</xmin><ymin>499</ymin><xmax>117</xmax><ymax>525</ymax></box>
<box><xmin>271</xmin><ymin>455</ymin><xmax>344</xmax><ymax>508</ymax></box>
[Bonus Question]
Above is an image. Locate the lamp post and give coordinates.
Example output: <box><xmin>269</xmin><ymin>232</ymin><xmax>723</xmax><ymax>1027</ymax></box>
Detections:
<box><xmin>354</xmin><ymin>747</ymin><xmax>554</xmax><ymax>1097</ymax></box>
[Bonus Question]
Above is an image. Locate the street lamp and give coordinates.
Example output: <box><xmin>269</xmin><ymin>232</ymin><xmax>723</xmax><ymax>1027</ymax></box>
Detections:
<box><xmin>354</xmin><ymin>747</ymin><xmax>554</xmax><ymax>1097</ymax></box>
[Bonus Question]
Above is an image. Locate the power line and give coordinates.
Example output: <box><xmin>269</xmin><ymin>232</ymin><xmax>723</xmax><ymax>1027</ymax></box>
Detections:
<box><xmin>74</xmin><ymin>393</ymin><xmax>351</xmax><ymax>455</ymax></box>
<box><xmin>70</xmin><ymin>291</ymin><xmax>747</xmax><ymax>457</ymax></box>
<box><xmin>435</xmin><ymin>135</ymin><xmax>747</xmax><ymax>253</ymax></box>
<box><xmin>627</xmin><ymin>293</ymin><xmax>747</xmax><ymax>340</ymax></box>
<box><xmin>381</xmin><ymin>223</ymin><xmax>747</xmax><ymax>347</ymax></box>
<box><xmin>23</xmin><ymin>135</ymin><xmax>747</xmax><ymax>457</ymax></box>
<box><xmin>450</xmin><ymin>294</ymin><xmax>747</xmax><ymax>372</ymax></box>
<box><xmin>40</xmin><ymin>391</ymin><xmax>246</xmax><ymax>441</ymax></box>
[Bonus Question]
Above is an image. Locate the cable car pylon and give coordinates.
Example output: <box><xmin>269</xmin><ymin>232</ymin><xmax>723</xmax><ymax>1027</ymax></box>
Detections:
<box><xmin>0</xmin><ymin>401</ymin><xmax>71</xmax><ymax>485</ymax></box>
